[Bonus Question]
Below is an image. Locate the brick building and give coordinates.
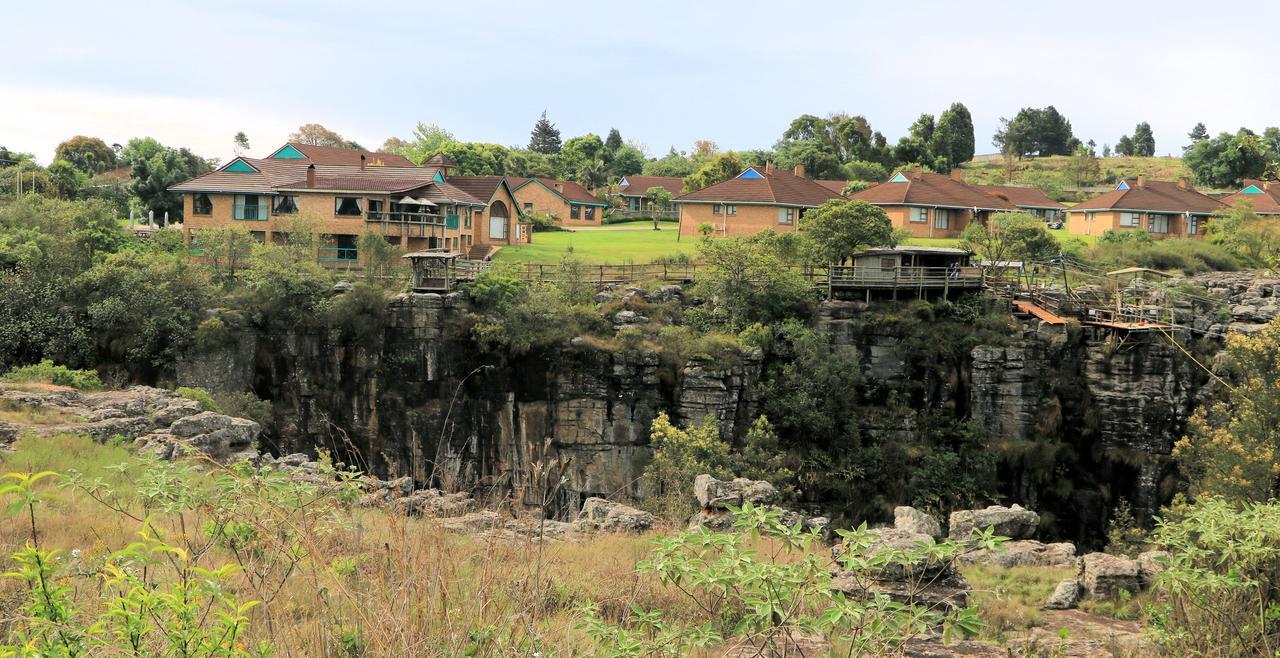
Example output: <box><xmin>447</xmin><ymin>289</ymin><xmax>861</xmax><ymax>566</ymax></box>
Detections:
<box><xmin>673</xmin><ymin>163</ymin><xmax>845</xmax><ymax>238</ymax></box>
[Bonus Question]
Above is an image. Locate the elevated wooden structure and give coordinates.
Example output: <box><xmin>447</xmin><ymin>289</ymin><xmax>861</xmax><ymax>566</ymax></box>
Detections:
<box><xmin>404</xmin><ymin>251</ymin><xmax>464</xmax><ymax>292</ymax></box>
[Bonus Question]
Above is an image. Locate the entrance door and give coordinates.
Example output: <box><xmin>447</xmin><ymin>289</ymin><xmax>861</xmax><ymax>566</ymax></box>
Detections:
<box><xmin>488</xmin><ymin>201</ymin><xmax>508</xmax><ymax>241</ymax></box>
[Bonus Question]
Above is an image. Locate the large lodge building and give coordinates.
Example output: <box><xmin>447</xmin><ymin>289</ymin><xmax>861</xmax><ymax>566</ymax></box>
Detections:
<box><xmin>169</xmin><ymin>143</ymin><xmax>530</xmax><ymax>265</ymax></box>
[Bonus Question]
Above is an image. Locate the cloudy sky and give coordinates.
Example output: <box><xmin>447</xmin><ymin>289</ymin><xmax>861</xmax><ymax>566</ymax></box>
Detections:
<box><xmin>2</xmin><ymin>1</ymin><xmax>1270</xmax><ymax>164</ymax></box>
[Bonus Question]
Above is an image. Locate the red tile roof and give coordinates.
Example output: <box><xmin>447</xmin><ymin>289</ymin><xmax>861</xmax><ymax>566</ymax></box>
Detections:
<box><xmin>675</xmin><ymin>168</ymin><xmax>845</xmax><ymax>207</ymax></box>
<box><xmin>170</xmin><ymin>157</ymin><xmax>443</xmax><ymax>195</ymax></box>
<box><xmin>1068</xmin><ymin>179</ymin><xmax>1225</xmax><ymax>214</ymax></box>
<box><xmin>511</xmin><ymin>177</ymin><xmax>605</xmax><ymax>204</ymax></box>
<box><xmin>618</xmin><ymin>175</ymin><xmax>685</xmax><ymax>197</ymax></box>
<box><xmin>287</xmin><ymin>143</ymin><xmax>416</xmax><ymax>167</ymax></box>
<box><xmin>1221</xmin><ymin>179</ymin><xmax>1280</xmax><ymax>214</ymax></box>
<box><xmin>424</xmin><ymin>153</ymin><xmax>457</xmax><ymax>168</ymax></box>
<box><xmin>448</xmin><ymin>175</ymin><xmax>507</xmax><ymax>202</ymax></box>
<box><xmin>981</xmin><ymin>185</ymin><xmax>1066</xmax><ymax>209</ymax></box>
<box><xmin>852</xmin><ymin>171</ymin><xmax>1020</xmax><ymax>211</ymax></box>
<box><xmin>815</xmin><ymin>180</ymin><xmax>850</xmax><ymax>194</ymax></box>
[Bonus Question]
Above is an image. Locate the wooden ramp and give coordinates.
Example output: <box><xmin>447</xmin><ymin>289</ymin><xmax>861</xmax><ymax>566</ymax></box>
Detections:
<box><xmin>1013</xmin><ymin>300</ymin><xmax>1068</xmax><ymax>325</ymax></box>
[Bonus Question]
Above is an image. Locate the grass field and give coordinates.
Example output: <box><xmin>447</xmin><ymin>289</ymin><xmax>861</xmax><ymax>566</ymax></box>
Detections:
<box><xmin>494</xmin><ymin>225</ymin><xmax>694</xmax><ymax>265</ymax></box>
<box><xmin>959</xmin><ymin>155</ymin><xmax>1191</xmax><ymax>190</ymax></box>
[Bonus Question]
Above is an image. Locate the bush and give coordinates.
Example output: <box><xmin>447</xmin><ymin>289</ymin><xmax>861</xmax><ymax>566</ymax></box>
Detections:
<box><xmin>177</xmin><ymin>386</ymin><xmax>274</xmax><ymax>433</ymax></box>
<box><xmin>1090</xmin><ymin>236</ymin><xmax>1241</xmax><ymax>274</ymax></box>
<box><xmin>2</xmin><ymin>360</ymin><xmax>102</xmax><ymax>390</ymax></box>
<box><xmin>176</xmin><ymin>385</ymin><xmax>218</xmax><ymax>411</ymax></box>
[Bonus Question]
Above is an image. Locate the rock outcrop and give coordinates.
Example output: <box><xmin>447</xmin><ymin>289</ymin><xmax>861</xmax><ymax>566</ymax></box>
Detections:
<box><xmin>948</xmin><ymin>504</ymin><xmax>1040</xmax><ymax>540</ymax></box>
<box><xmin>894</xmin><ymin>506</ymin><xmax>942</xmax><ymax>539</ymax></box>
<box><xmin>576</xmin><ymin>497</ymin><xmax>654</xmax><ymax>532</ymax></box>
<box><xmin>959</xmin><ymin>540</ymin><xmax>1076</xmax><ymax>569</ymax></box>
<box><xmin>1043</xmin><ymin>579</ymin><xmax>1083</xmax><ymax>610</ymax></box>
<box><xmin>1077</xmin><ymin>553</ymin><xmax>1142</xmax><ymax>600</ymax></box>
<box><xmin>688</xmin><ymin>474</ymin><xmax>827</xmax><ymax>535</ymax></box>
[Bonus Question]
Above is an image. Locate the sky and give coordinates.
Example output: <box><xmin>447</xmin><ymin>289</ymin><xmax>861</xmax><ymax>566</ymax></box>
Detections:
<box><xmin>2</xmin><ymin>0</ymin><xmax>1274</xmax><ymax>165</ymax></box>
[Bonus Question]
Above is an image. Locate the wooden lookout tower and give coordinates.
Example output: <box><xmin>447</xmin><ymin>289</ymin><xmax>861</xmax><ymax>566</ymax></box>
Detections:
<box><xmin>404</xmin><ymin>251</ymin><xmax>463</xmax><ymax>292</ymax></box>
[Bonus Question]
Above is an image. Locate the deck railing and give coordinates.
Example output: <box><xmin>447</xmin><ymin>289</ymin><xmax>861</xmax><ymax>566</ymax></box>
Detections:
<box><xmin>365</xmin><ymin>210</ymin><xmax>449</xmax><ymax>238</ymax></box>
<box><xmin>232</xmin><ymin>204</ymin><xmax>267</xmax><ymax>221</ymax></box>
<box><xmin>824</xmin><ymin>266</ymin><xmax>984</xmax><ymax>289</ymax></box>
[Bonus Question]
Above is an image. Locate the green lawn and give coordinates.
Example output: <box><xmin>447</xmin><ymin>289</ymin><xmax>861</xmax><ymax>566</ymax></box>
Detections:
<box><xmin>493</xmin><ymin>226</ymin><xmax>693</xmax><ymax>264</ymax></box>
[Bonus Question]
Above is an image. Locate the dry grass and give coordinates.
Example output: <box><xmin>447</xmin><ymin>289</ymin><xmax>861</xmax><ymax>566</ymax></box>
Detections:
<box><xmin>0</xmin><ymin>399</ymin><xmax>84</xmax><ymax>426</ymax></box>
<box><xmin>961</xmin><ymin>564</ymin><xmax>1073</xmax><ymax>643</ymax></box>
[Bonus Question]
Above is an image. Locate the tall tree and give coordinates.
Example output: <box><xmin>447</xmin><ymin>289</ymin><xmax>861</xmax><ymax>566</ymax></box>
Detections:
<box><xmin>684</xmin><ymin>152</ymin><xmax>744</xmax><ymax>191</ymax></box>
<box><xmin>559</xmin><ymin>134</ymin><xmax>606</xmax><ymax>180</ymax></box>
<box><xmin>643</xmin><ymin>148</ymin><xmax>696</xmax><ymax>178</ymax></box>
<box><xmin>1184</xmin><ymin>128</ymin><xmax>1267</xmax><ymax>188</ymax></box>
<box><xmin>122</xmin><ymin>138</ymin><xmax>213</xmax><ymax>222</ymax></box>
<box><xmin>401</xmin><ymin>122</ymin><xmax>455</xmax><ymax>163</ymax></box>
<box><xmin>929</xmin><ymin>102</ymin><xmax>976</xmax><ymax>172</ymax></box>
<box><xmin>799</xmin><ymin>199</ymin><xmax>895</xmax><ymax>265</ymax></box>
<box><xmin>605</xmin><ymin>128</ymin><xmax>623</xmax><ymax>153</ymax></box>
<box><xmin>1130</xmin><ymin>122</ymin><xmax>1156</xmax><ymax>157</ymax></box>
<box><xmin>893</xmin><ymin>114</ymin><xmax>935</xmax><ymax>165</ymax></box>
<box><xmin>528</xmin><ymin>111</ymin><xmax>562</xmax><ymax>154</ymax></box>
<box><xmin>288</xmin><ymin>123</ymin><xmax>362</xmax><ymax>149</ymax></box>
<box><xmin>1115</xmin><ymin>135</ymin><xmax>1135</xmax><ymax>157</ymax></box>
<box><xmin>992</xmin><ymin>106</ymin><xmax>1076</xmax><ymax>157</ymax></box>
<box><xmin>233</xmin><ymin>132</ymin><xmax>250</xmax><ymax>155</ymax></box>
<box><xmin>1187</xmin><ymin>122</ymin><xmax>1209</xmax><ymax>145</ymax></box>
<box><xmin>54</xmin><ymin>136</ymin><xmax>118</xmax><ymax>174</ymax></box>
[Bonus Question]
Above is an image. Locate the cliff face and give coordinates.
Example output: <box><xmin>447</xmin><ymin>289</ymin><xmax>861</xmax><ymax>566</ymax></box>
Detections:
<box><xmin>181</xmin><ymin>292</ymin><xmax>760</xmax><ymax>513</ymax></box>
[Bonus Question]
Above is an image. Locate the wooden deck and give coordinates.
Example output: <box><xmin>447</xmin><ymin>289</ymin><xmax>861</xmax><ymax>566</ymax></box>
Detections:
<box><xmin>1012</xmin><ymin>300</ymin><xmax>1068</xmax><ymax>325</ymax></box>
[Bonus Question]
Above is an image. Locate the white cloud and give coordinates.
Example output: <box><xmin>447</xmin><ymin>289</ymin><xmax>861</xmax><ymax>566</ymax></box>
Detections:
<box><xmin>0</xmin><ymin>84</ymin><xmax>297</xmax><ymax>165</ymax></box>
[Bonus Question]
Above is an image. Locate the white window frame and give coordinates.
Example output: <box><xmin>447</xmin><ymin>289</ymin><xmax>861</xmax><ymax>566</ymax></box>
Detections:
<box><xmin>933</xmin><ymin>208</ymin><xmax>950</xmax><ymax>230</ymax></box>
<box><xmin>725</xmin><ymin>205</ymin><xmax>737</xmax><ymax>216</ymax></box>
<box><xmin>1148</xmin><ymin>214</ymin><xmax>1169</xmax><ymax>233</ymax></box>
<box><xmin>779</xmin><ymin>207</ymin><xmax>794</xmax><ymax>225</ymax></box>
<box><xmin>910</xmin><ymin>207</ymin><xmax>928</xmax><ymax>223</ymax></box>
<box><xmin>1119</xmin><ymin>212</ymin><xmax>1141</xmax><ymax>228</ymax></box>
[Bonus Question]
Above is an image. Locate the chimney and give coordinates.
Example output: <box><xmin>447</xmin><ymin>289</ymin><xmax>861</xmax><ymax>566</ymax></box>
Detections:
<box><xmin>554</xmin><ymin>182</ymin><xmax>563</xmax><ymax>193</ymax></box>
<box><xmin>914</xmin><ymin>165</ymin><xmax>925</xmax><ymax>176</ymax></box>
<box><xmin>793</xmin><ymin>163</ymin><xmax>806</xmax><ymax>178</ymax></box>
<box><xmin>360</xmin><ymin>154</ymin><xmax>366</xmax><ymax>171</ymax></box>
<box><xmin>1177</xmin><ymin>177</ymin><xmax>1190</xmax><ymax>190</ymax></box>
<box><xmin>765</xmin><ymin>160</ymin><xmax>775</xmax><ymax>174</ymax></box>
<box><xmin>1267</xmin><ymin>181</ymin><xmax>1273</xmax><ymax>191</ymax></box>
<box><xmin>306</xmin><ymin>164</ymin><xmax>316</xmax><ymax>188</ymax></box>
<box><xmin>1137</xmin><ymin>175</ymin><xmax>1146</xmax><ymax>189</ymax></box>
<box><xmin>950</xmin><ymin>168</ymin><xmax>964</xmax><ymax>182</ymax></box>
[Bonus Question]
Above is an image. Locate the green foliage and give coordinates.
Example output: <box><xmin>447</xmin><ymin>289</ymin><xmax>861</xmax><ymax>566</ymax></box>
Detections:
<box><xmin>192</xmin><ymin>224</ymin><xmax>254</xmax><ymax>285</ymax></box>
<box><xmin>236</xmin><ymin>241</ymin><xmax>333</xmax><ymax>331</ymax></box>
<box><xmin>357</xmin><ymin>230</ymin><xmax>401</xmax><ymax>282</ymax></box>
<box><xmin>683</xmin><ymin>152</ymin><xmax>744</xmax><ymax>191</ymax></box>
<box><xmin>930</xmin><ymin>103</ymin><xmax>976</xmax><ymax>172</ymax></box>
<box><xmin>642</xmin><ymin>412</ymin><xmax>733</xmax><ymax>520</ymax></box>
<box><xmin>177</xmin><ymin>387</ymin><xmax>274</xmax><ymax>436</ymax></box>
<box><xmin>1206</xmin><ymin>199</ymin><xmax>1279</xmax><ymax>264</ymax></box>
<box><xmin>642</xmin><ymin>148</ymin><xmax>696</xmax><ymax>178</ymax></box>
<box><xmin>400</xmin><ymin>122</ymin><xmax>455</xmax><ymax>164</ymax></box>
<box><xmin>749</xmin><ymin>320</ymin><xmax>860</xmax><ymax>448</ymax></box>
<box><xmin>1104</xmin><ymin>498</ymin><xmax>1149</xmax><ymax>556</ymax></box>
<box><xmin>54</xmin><ymin>135</ymin><xmax>118</xmax><ymax>175</ymax></box>
<box><xmin>466</xmin><ymin>259</ymin><xmax>605</xmax><ymax>355</ymax></box>
<box><xmin>581</xmin><ymin>505</ymin><xmax>1001</xmax><ymax>657</ymax></box>
<box><xmin>120</xmin><ymin>137</ymin><xmax>213</xmax><ymax>221</ymax></box>
<box><xmin>1091</xmin><ymin>233</ymin><xmax>1241</xmax><ymax>274</ymax></box>
<box><xmin>960</xmin><ymin>211</ymin><xmax>1059</xmax><ymax>264</ymax></box>
<box><xmin>320</xmin><ymin>283</ymin><xmax>389</xmax><ymax>352</ymax></box>
<box><xmin>799</xmin><ymin>199</ymin><xmax>895</xmax><ymax>264</ymax></box>
<box><xmin>1184</xmin><ymin>128</ymin><xmax>1267</xmax><ymax>188</ymax></box>
<box><xmin>176</xmin><ymin>385</ymin><xmax>218</xmax><ymax>411</ymax></box>
<box><xmin>528</xmin><ymin>110</ymin><xmax>562</xmax><ymax>154</ymax></box>
<box><xmin>993</xmin><ymin>106</ymin><xmax>1077</xmax><ymax>157</ymax></box>
<box><xmin>843</xmin><ymin>159</ymin><xmax>889</xmax><ymax>182</ymax></box>
<box><xmin>1146</xmin><ymin>497</ymin><xmax>1280</xmax><ymax>656</ymax></box>
<box><xmin>2</xmin><ymin>360</ymin><xmax>103</xmax><ymax>390</ymax></box>
<box><xmin>690</xmin><ymin>232</ymin><xmax>815</xmax><ymax>330</ymax></box>
<box><xmin>1175</xmin><ymin>318</ymin><xmax>1280</xmax><ymax>501</ymax></box>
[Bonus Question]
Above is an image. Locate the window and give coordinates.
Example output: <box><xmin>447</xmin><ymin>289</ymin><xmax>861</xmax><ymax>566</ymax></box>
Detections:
<box><xmin>272</xmin><ymin>195</ymin><xmax>299</xmax><ymax>214</ymax></box>
<box><xmin>1148</xmin><ymin>214</ymin><xmax>1169</xmax><ymax>233</ymax></box>
<box><xmin>465</xmin><ymin>210</ymin><xmax>473</xmax><ymax>229</ymax></box>
<box><xmin>713</xmin><ymin>204</ymin><xmax>723</xmax><ymax>215</ymax></box>
<box><xmin>523</xmin><ymin>202</ymin><xmax>533</xmax><ymax>211</ymax></box>
<box><xmin>233</xmin><ymin>194</ymin><xmax>264</xmax><ymax>220</ymax></box>
<box><xmin>879</xmin><ymin>257</ymin><xmax>897</xmax><ymax>271</ymax></box>
<box><xmin>367</xmin><ymin>199</ymin><xmax>384</xmax><ymax>218</ymax></box>
<box><xmin>1188</xmin><ymin>215</ymin><xmax>1199</xmax><ymax>235</ymax></box>
<box><xmin>1119</xmin><ymin>212</ymin><xmax>1141</xmax><ymax>228</ymax></box>
<box><xmin>585</xmin><ymin>206</ymin><xmax>596</xmax><ymax>220</ymax></box>
<box><xmin>570</xmin><ymin>205</ymin><xmax>581</xmax><ymax>219</ymax></box>
<box><xmin>192</xmin><ymin>193</ymin><xmax>213</xmax><ymax>215</ymax></box>
<box><xmin>933</xmin><ymin>209</ymin><xmax>950</xmax><ymax>230</ymax></box>
<box><xmin>725</xmin><ymin>205</ymin><xmax>736</xmax><ymax>215</ymax></box>
<box><xmin>910</xmin><ymin>207</ymin><xmax>928</xmax><ymax>223</ymax></box>
<box><xmin>335</xmin><ymin>197</ymin><xmax>363</xmax><ymax>216</ymax></box>
<box><xmin>779</xmin><ymin>207</ymin><xmax>794</xmax><ymax>225</ymax></box>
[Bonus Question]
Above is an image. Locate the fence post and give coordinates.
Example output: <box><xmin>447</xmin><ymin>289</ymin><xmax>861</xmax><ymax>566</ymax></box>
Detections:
<box><xmin>892</xmin><ymin>267</ymin><xmax>899</xmax><ymax>301</ymax></box>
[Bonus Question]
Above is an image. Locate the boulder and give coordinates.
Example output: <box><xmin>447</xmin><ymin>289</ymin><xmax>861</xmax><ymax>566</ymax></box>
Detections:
<box><xmin>276</xmin><ymin>453</ymin><xmax>310</xmax><ymax>467</ymax></box>
<box><xmin>958</xmin><ymin>540</ymin><xmax>1077</xmax><ymax>569</ymax></box>
<box><xmin>1042</xmin><ymin>579</ymin><xmax>1082</xmax><ymax>610</ymax></box>
<box><xmin>895</xmin><ymin>506</ymin><xmax>942</xmax><ymax>539</ymax></box>
<box><xmin>693</xmin><ymin>474</ymin><xmax>778</xmax><ymax>509</ymax></box>
<box><xmin>576</xmin><ymin>497</ymin><xmax>655</xmax><ymax>532</ymax></box>
<box><xmin>832</xmin><ymin>568</ymin><xmax>971</xmax><ymax>611</ymax></box>
<box><xmin>396</xmin><ymin>489</ymin><xmax>475</xmax><ymax>517</ymax></box>
<box><xmin>440</xmin><ymin>510</ymin><xmax>505</xmax><ymax>533</ymax></box>
<box><xmin>612</xmin><ymin>310</ymin><xmax>648</xmax><ymax>325</ymax></box>
<box><xmin>948</xmin><ymin>504</ymin><xmax>1039</xmax><ymax>540</ymax></box>
<box><xmin>1077</xmin><ymin>553</ymin><xmax>1141</xmax><ymax>599</ymax></box>
<box><xmin>1136</xmin><ymin>550</ymin><xmax>1169</xmax><ymax>589</ymax></box>
<box><xmin>148</xmin><ymin>397</ymin><xmax>203</xmax><ymax>427</ymax></box>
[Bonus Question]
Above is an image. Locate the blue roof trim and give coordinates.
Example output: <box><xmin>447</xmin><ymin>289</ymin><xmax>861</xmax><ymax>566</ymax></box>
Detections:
<box><xmin>433</xmin><ymin>171</ymin><xmax>445</xmax><ymax>183</ymax></box>
<box><xmin>1241</xmin><ymin>184</ymin><xmax>1264</xmax><ymax>194</ymax></box>
<box><xmin>1116</xmin><ymin>181</ymin><xmax>1130</xmax><ymax>190</ymax></box>
<box><xmin>222</xmin><ymin>158</ymin><xmax>259</xmax><ymax>173</ymax></box>
<box><xmin>269</xmin><ymin>144</ymin><xmax>307</xmax><ymax>159</ymax></box>
<box><xmin>737</xmin><ymin>168</ymin><xmax>765</xmax><ymax>179</ymax></box>
<box><xmin>889</xmin><ymin>172</ymin><xmax>909</xmax><ymax>183</ymax></box>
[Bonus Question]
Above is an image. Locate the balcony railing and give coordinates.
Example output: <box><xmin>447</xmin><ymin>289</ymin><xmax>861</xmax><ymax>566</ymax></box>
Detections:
<box><xmin>365</xmin><ymin>210</ymin><xmax>449</xmax><ymax>239</ymax></box>
<box><xmin>365</xmin><ymin>210</ymin><xmax>446</xmax><ymax>225</ymax></box>
<box><xmin>319</xmin><ymin>246</ymin><xmax>358</xmax><ymax>262</ymax></box>
<box><xmin>233</xmin><ymin>204</ymin><xmax>268</xmax><ymax>221</ymax></box>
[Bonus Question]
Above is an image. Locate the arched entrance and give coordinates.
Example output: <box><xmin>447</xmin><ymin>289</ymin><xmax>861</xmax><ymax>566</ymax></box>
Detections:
<box><xmin>489</xmin><ymin>201</ymin><xmax>509</xmax><ymax>241</ymax></box>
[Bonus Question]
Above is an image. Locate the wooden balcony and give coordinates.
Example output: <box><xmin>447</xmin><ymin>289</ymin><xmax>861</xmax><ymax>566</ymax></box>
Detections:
<box><xmin>365</xmin><ymin>210</ymin><xmax>449</xmax><ymax>238</ymax></box>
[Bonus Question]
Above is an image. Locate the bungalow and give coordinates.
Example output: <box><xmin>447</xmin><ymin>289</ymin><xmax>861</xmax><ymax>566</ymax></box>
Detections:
<box><xmin>615</xmin><ymin>175</ymin><xmax>684</xmax><ymax>216</ymax></box>
<box><xmin>1064</xmin><ymin>176</ymin><xmax>1223</xmax><ymax>239</ymax></box>
<box><xmin>673</xmin><ymin>163</ymin><xmax>845</xmax><ymax>238</ymax></box>
<box><xmin>508</xmin><ymin>177</ymin><xmax>609</xmax><ymax>226</ymax></box>
<box><xmin>851</xmin><ymin>170</ymin><xmax>1020</xmax><ymax>238</ymax></box>
<box><xmin>168</xmin><ymin>143</ymin><xmax>528</xmax><ymax>267</ymax></box>
<box><xmin>981</xmin><ymin>185</ymin><xmax>1067</xmax><ymax>222</ymax></box>
<box><xmin>1221</xmin><ymin>179</ymin><xmax>1280</xmax><ymax>215</ymax></box>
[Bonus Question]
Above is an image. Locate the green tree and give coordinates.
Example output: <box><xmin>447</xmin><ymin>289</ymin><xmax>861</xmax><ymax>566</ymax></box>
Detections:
<box><xmin>54</xmin><ymin>136</ymin><xmax>118</xmax><ymax>174</ymax></box>
<box><xmin>893</xmin><ymin>114</ymin><xmax>935</xmax><ymax>164</ymax></box>
<box><xmin>844</xmin><ymin>159</ymin><xmax>889</xmax><ymax>183</ymax></box>
<box><xmin>1184</xmin><ymin>128</ymin><xmax>1268</xmax><ymax>188</ymax></box>
<box><xmin>607</xmin><ymin>145</ymin><xmax>645</xmax><ymax>179</ymax></box>
<box><xmin>992</xmin><ymin>106</ymin><xmax>1076</xmax><ymax>157</ymax></box>
<box><xmin>122</xmin><ymin>138</ymin><xmax>213</xmax><ymax>222</ymax></box>
<box><xmin>691</xmin><ymin>232</ymin><xmax>814</xmax><ymax>329</ymax></box>
<box><xmin>46</xmin><ymin>160</ymin><xmax>88</xmax><ymax>199</ymax></box>
<box><xmin>1063</xmin><ymin>143</ymin><xmax>1102</xmax><ymax>187</ymax></box>
<box><xmin>929</xmin><ymin>102</ymin><xmax>976</xmax><ymax>172</ymax></box>
<box><xmin>1115</xmin><ymin>134</ymin><xmax>1135</xmax><ymax>156</ymax></box>
<box><xmin>436</xmin><ymin>142</ymin><xmax>509</xmax><ymax>176</ymax></box>
<box><xmin>604</xmin><ymin>128</ymin><xmax>623</xmax><ymax>153</ymax></box>
<box><xmin>1130</xmin><ymin>121</ymin><xmax>1156</xmax><ymax>157</ymax></box>
<box><xmin>1207</xmin><ymin>199</ymin><xmax>1278</xmax><ymax>263</ymax></box>
<box><xmin>528</xmin><ymin>110</ymin><xmax>562</xmax><ymax>154</ymax></box>
<box><xmin>1175</xmin><ymin>317</ymin><xmax>1280</xmax><ymax>501</ymax></box>
<box><xmin>358</xmin><ymin>230</ymin><xmax>400</xmax><ymax>282</ymax></box>
<box><xmin>1187</xmin><ymin>122</ymin><xmax>1208</xmax><ymax>147</ymax></box>
<box><xmin>683</xmin><ymin>152</ymin><xmax>744</xmax><ymax>191</ymax></box>
<box><xmin>505</xmin><ymin>148</ymin><xmax>558</xmax><ymax>178</ymax></box>
<box><xmin>559</xmin><ymin>134</ymin><xmax>606</xmax><ymax>179</ymax></box>
<box><xmin>799</xmin><ymin>199</ymin><xmax>895</xmax><ymax>265</ymax></box>
<box><xmin>401</xmin><ymin>122</ymin><xmax>455</xmax><ymax>164</ymax></box>
<box><xmin>960</xmin><ymin>212</ymin><xmax>1058</xmax><ymax>265</ymax></box>
<box><xmin>644</xmin><ymin>186</ymin><xmax>674</xmax><ymax>229</ymax></box>
<box><xmin>643</xmin><ymin>148</ymin><xmax>696</xmax><ymax>178</ymax></box>
<box><xmin>233</xmin><ymin>131</ymin><xmax>251</xmax><ymax>155</ymax></box>
<box><xmin>191</xmin><ymin>224</ymin><xmax>254</xmax><ymax>285</ymax></box>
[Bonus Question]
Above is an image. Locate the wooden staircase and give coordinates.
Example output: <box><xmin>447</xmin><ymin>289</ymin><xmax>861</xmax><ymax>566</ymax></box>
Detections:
<box><xmin>467</xmin><ymin>244</ymin><xmax>501</xmax><ymax>261</ymax></box>
<box><xmin>1012</xmin><ymin>299</ymin><xmax>1068</xmax><ymax>325</ymax></box>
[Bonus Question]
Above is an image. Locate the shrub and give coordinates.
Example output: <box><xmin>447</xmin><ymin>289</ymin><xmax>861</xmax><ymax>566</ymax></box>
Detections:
<box><xmin>176</xmin><ymin>385</ymin><xmax>218</xmax><ymax>411</ymax></box>
<box><xmin>2</xmin><ymin>360</ymin><xmax>102</xmax><ymax>390</ymax></box>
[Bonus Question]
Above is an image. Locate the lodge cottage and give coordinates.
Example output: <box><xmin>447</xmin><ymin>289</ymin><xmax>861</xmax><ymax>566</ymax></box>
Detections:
<box><xmin>1064</xmin><ymin>176</ymin><xmax>1224</xmax><ymax>239</ymax></box>
<box><xmin>851</xmin><ymin>169</ymin><xmax>1021</xmax><ymax>238</ymax></box>
<box><xmin>169</xmin><ymin>144</ymin><xmax>530</xmax><ymax>265</ymax></box>
<box><xmin>508</xmin><ymin>177</ymin><xmax>609</xmax><ymax>226</ymax></box>
<box><xmin>673</xmin><ymin>163</ymin><xmax>846</xmax><ymax>238</ymax></box>
<box><xmin>982</xmin><ymin>185</ymin><xmax>1067</xmax><ymax>222</ymax></box>
<box><xmin>1221</xmin><ymin>179</ymin><xmax>1280</xmax><ymax>216</ymax></box>
<box><xmin>616</xmin><ymin>175</ymin><xmax>684</xmax><ymax>217</ymax></box>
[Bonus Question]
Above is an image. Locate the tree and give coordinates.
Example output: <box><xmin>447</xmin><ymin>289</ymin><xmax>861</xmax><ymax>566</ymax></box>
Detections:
<box><xmin>893</xmin><ymin>114</ymin><xmax>935</xmax><ymax>165</ymax></box>
<box><xmin>1063</xmin><ymin>144</ymin><xmax>1102</xmax><ymax>187</ymax></box>
<box><xmin>1175</xmin><ymin>317</ymin><xmax>1280</xmax><ymax>501</ymax></box>
<box><xmin>191</xmin><ymin>224</ymin><xmax>253</xmax><ymax>285</ymax></box>
<box><xmin>401</xmin><ymin>123</ymin><xmax>455</xmax><ymax>164</ymax></box>
<box><xmin>644</xmin><ymin>148</ymin><xmax>696</xmax><ymax>178</ymax></box>
<box><xmin>505</xmin><ymin>149</ymin><xmax>557</xmax><ymax>178</ymax></box>
<box><xmin>46</xmin><ymin>160</ymin><xmax>88</xmax><ymax>199</ymax></box>
<box><xmin>233</xmin><ymin>132</ymin><xmax>250</xmax><ymax>155</ymax></box>
<box><xmin>960</xmin><ymin>212</ymin><xmax>1058</xmax><ymax>265</ymax></box>
<box><xmin>1130</xmin><ymin>122</ymin><xmax>1156</xmax><ymax>157</ymax></box>
<box><xmin>575</xmin><ymin>159</ymin><xmax>608</xmax><ymax>190</ymax></box>
<box><xmin>1114</xmin><ymin>135</ymin><xmax>1135</xmax><ymax>157</ymax></box>
<box><xmin>1184</xmin><ymin>129</ymin><xmax>1268</xmax><ymax>188</ymax></box>
<box><xmin>691</xmin><ymin>232</ymin><xmax>814</xmax><ymax>329</ymax></box>
<box><xmin>1206</xmin><ymin>200</ymin><xmax>1278</xmax><ymax>263</ymax></box>
<box><xmin>992</xmin><ymin>106</ymin><xmax>1076</xmax><ymax>157</ymax></box>
<box><xmin>684</xmin><ymin>152</ymin><xmax>744</xmax><ymax>191</ymax></box>
<box><xmin>604</xmin><ymin>128</ymin><xmax>623</xmax><ymax>153</ymax></box>
<box><xmin>528</xmin><ymin>111</ymin><xmax>562</xmax><ymax>154</ymax></box>
<box><xmin>799</xmin><ymin>199</ymin><xmax>895</xmax><ymax>264</ymax></box>
<box><xmin>644</xmin><ymin>186</ymin><xmax>674</xmax><ymax>229</ymax></box>
<box><xmin>692</xmin><ymin>139</ymin><xmax>720</xmax><ymax>159</ymax></box>
<box><xmin>288</xmin><ymin>123</ymin><xmax>362</xmax><ymax>149</ymax></box>
<box><xmin>559</xmin><ymin>134</ymin><xmax>606</xmax><ymax>178</ymax></box>
<box><xmin>929</xmin><ymin>103</ymin><xmax>976</xmax><ymax>172</ymax></box>
<box><xmin>435</xmin><ymin>142</ymin><xmax>509</xmax><ymax>176</ymax></box>
<box><xmin>1102</xmin><ymin>144</ymin><xmax>1112</xmax><ymax>157</ymax></box>
<box><xmin>54</xmin><ymin>136</ymin><xmax>117</xmax><ymax>175</ymax></box>
<box><xmin>379</xmin><ymin>137</ymin><xmax>410</xmax><ymax>154</ymax></box>
<box><xmin>122</xmin><ymin>138</ymin><xmax>213</xmax><ymax>222</ymax></box>
<box><xmin>775</xmin><ymin>139</ymin><xmax>843</xmax><ymax>180</ymax></box>
<box><xmin>844</xmin><ymin>160</ymin><xmax>889</xmax><ymax>183</ymax></box>
<box><xmin>607</xmin><ymin>145</ymin><xmax>645</xmax><ymax>179</ymax></box>
<box><xmin>1187</xmin><ymin>122</ymin><xmax>1209</xmax><ymax>147</ymax></box>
